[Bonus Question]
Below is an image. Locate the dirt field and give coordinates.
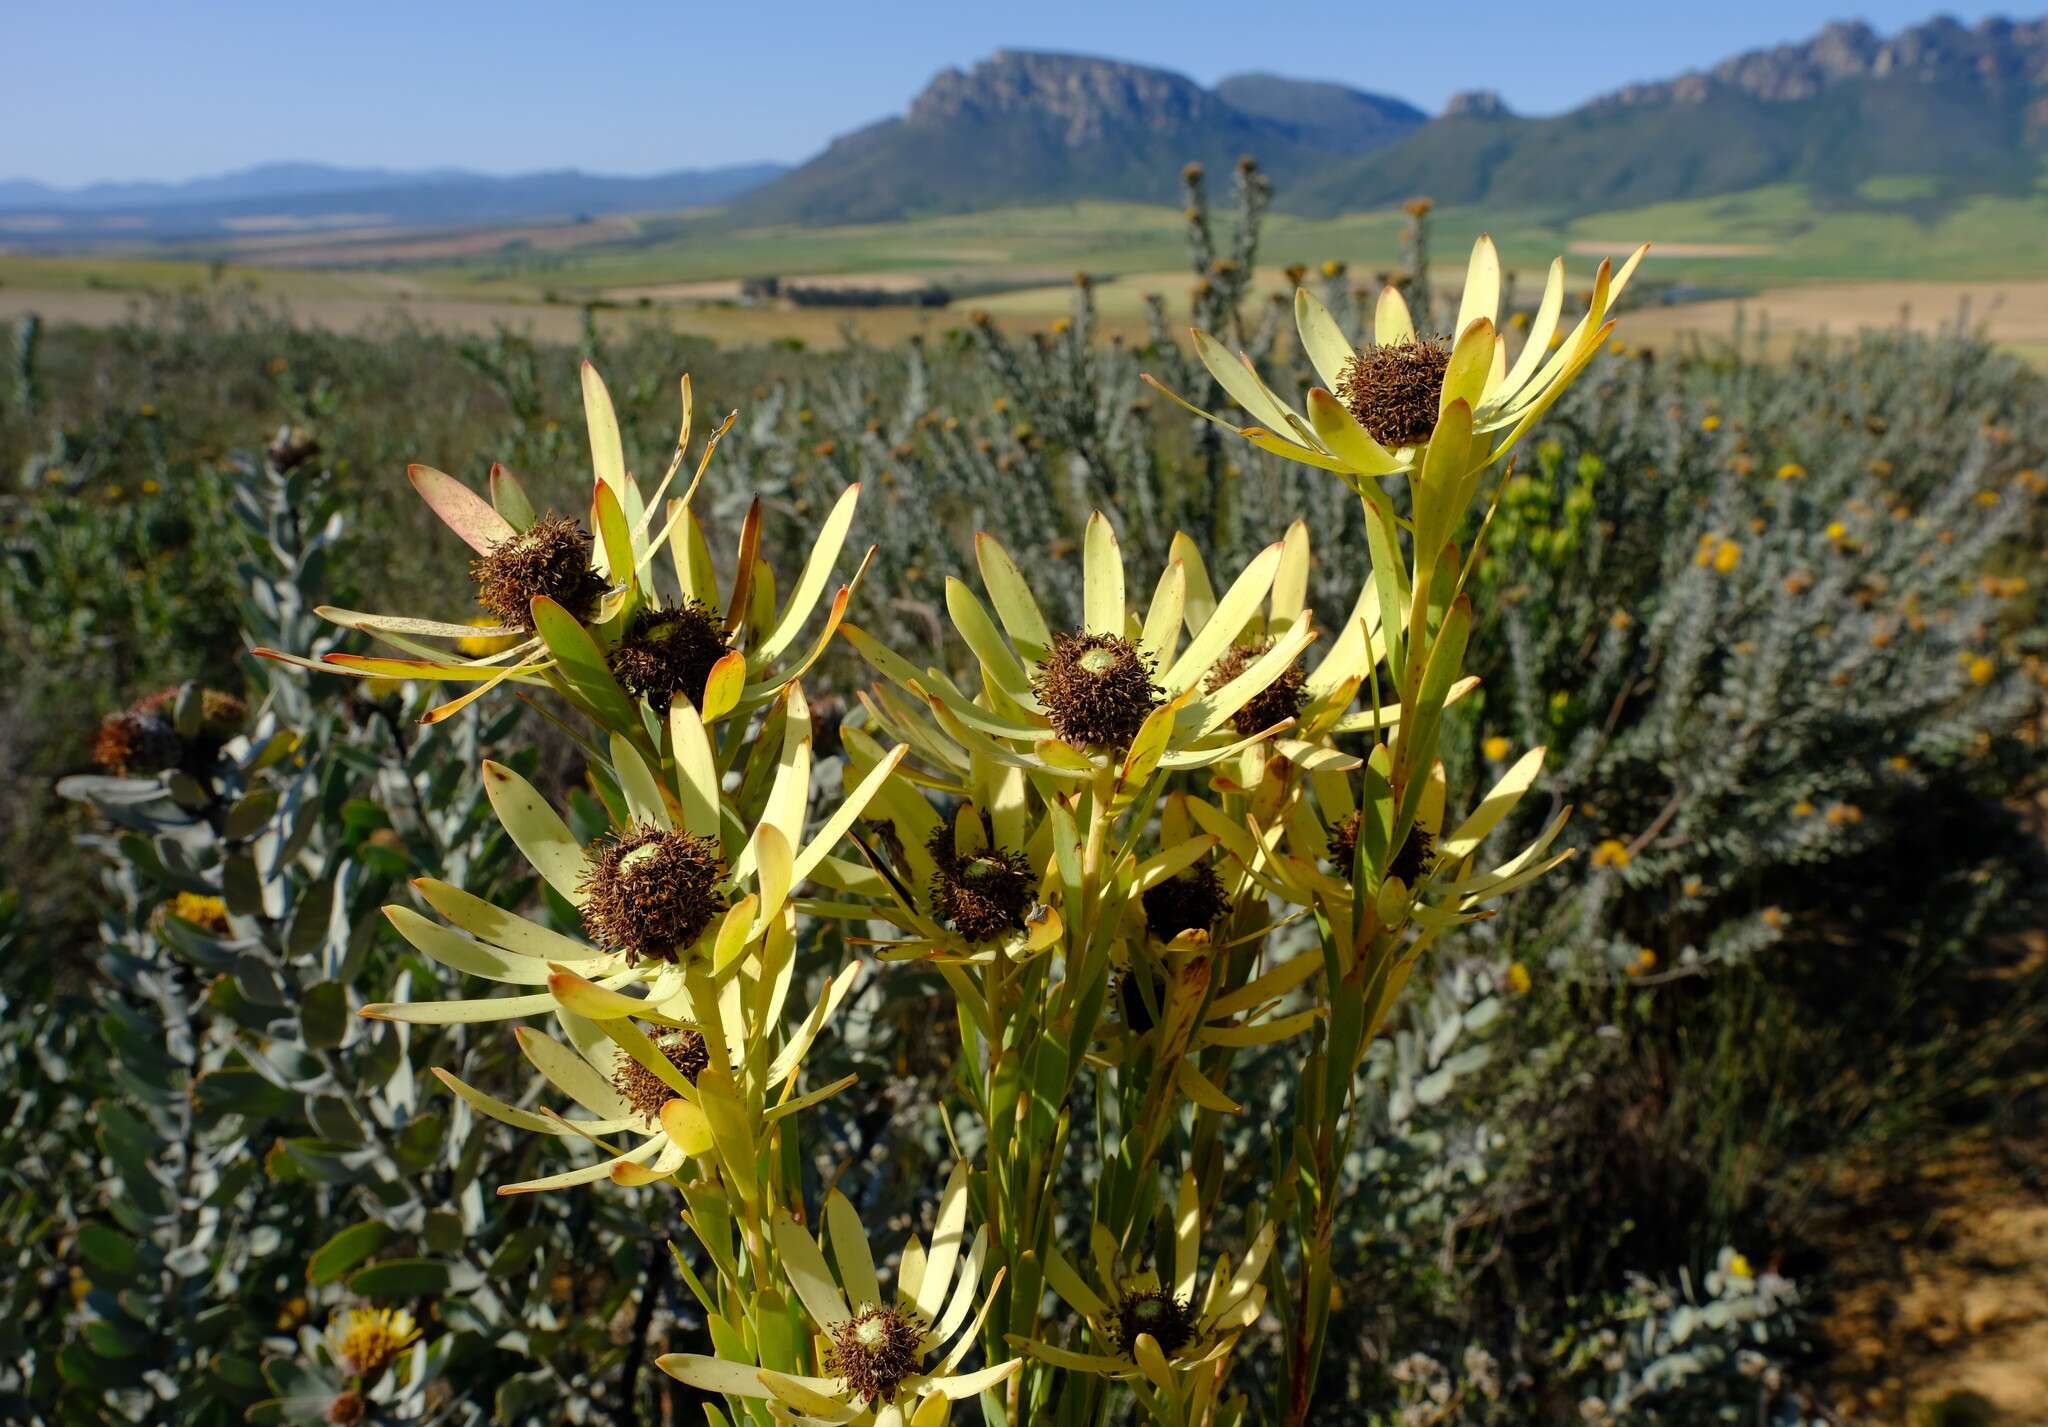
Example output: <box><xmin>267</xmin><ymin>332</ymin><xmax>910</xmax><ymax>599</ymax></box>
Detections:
<box><xmin>1623</xmin><ymin>280</ymin><xmax>2048</xmax><ymax>365</ymax></box>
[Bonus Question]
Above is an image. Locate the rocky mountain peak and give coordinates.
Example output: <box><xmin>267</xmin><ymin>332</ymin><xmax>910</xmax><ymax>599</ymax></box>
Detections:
<box><xmin>1593</xmin><ymin>14</ymin><xmax>2048</xmax><ymax>108</ymax></box>
<box><xmin>1444</xmin><ymin>89</ymin><xmax>1512</xmax><ymax>117</ymax></box>
<box><xmin>907</xmin><ymin>50</ymin><xmax>1230</xmax><ymax>146</ymax></box>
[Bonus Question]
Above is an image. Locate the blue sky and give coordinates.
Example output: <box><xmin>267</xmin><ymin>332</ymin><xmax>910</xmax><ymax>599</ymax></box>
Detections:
<box><xmin>4</xmin><ymin>2</ymin><xmax>2019</xmax><ymax>184</ymax></box>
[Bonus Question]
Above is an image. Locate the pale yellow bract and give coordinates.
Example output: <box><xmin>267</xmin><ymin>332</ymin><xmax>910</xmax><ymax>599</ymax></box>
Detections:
<box><xmin>659</xmin><ymin>1163</ymin><xmax>1019</xmax><ymax>1426</ymax></box>
<box><xmin>1146</xmin><ymin>235</ymin><xmax>1650</xmax><ymax>488</ymax></box>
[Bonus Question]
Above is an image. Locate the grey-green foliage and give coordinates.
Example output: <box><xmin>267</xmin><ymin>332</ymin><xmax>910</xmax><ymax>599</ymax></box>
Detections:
<box><xmin>1461</xmin><ymin>329</ymin><xmax>2046</xmax><ymax>980</ymax></box>
<box><xmin>1570</xmin><ymin>1255</ymin><xmax>1817</xmax><ymax>1427</ymax></box>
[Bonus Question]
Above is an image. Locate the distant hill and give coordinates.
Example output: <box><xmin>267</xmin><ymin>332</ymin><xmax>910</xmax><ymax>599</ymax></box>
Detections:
<box><xmin>0</xmin><ymin>161</ymin><xmax>788</xmax><ymax>244</ymax></box>
<box><xmin>726</xmin><ymin>51</ymin><xmax>1425</xmax><ymax>224</ymax></box>
<box><xmin>1289</xmin><ymin>16</ymin><xmax>2048</xmax><ymax>215</ymax></box>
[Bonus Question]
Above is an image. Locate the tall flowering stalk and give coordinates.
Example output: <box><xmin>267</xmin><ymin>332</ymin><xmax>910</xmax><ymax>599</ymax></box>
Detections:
<box><xmin>1149</xmin><ymin>233</ymin><xmax>1649</xmax><ymax>1423</ymax></box>
<box><xmin>276</xmin><ymin>225</ymin><xmax>1642</xmax><ymax>1424</ymax></box>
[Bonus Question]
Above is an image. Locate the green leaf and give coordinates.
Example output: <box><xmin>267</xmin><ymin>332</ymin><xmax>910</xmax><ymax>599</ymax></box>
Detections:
<box><xmin>77</xmin><ymin>1224</ymin><xmax>142</xmax><ymax>1278</ymax></box>
<box><xmin>300</xmin><ymin>980</ymin><xmax>348</xmax><ymax>1050</ymax></box>
<box><xmin>531</xmin><ymin>596</ymin><xmax>638</xmax><ymax>732</ymax></box>
<box><xmin>192</xmin><ymin>1067</ymin><xmax>293</xmax><ymax>1121</ymax></box>
<box><xmin>221</xmin><ymin>787</ymin><xmax>278</xmax><ymax>840</ymax></box>
<box><xmin>347</xmin><ymin>1258</ymin><xmax>453</xmax><ymax>1298</ymax></box>
<box><xmin>489</xmin><ymin>463</ymin><xmax>537</xmax><ymax>529</ymax></box>
<box><xmin>307</xmin><ymin>1221</ymin><xmax>394</xmax><ymax>1286</ymax></box>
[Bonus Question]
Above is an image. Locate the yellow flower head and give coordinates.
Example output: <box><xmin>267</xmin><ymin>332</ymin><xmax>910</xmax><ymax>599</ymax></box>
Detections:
<box><xmin>1481</xmin><ymin>735</ymin><xmax>1512</xmax><ymax>762</ymax></box>
<box><xmin>1591</xmin><ymin>839</ymin><xmax>1631</xmax><ymax>869</ymax></box>
<box><xmin>1726</xmin><ymin>1252</ymin><xmax>1754</xmax><ymax>1280</ymax></box>
<box><xmin>328</xmin><ymin>1306</ymin><xmax>420</xmax><ymax>1378</ymax></box>
<box><xmin>1700</xmin><ymin>414</ymin><xmax>1722</xmax><ymax>432</ymax></box>
<box><xmin>1968</xmin><ymin>656</ymin><xmax>1996</xmax><ymax>685</ymax></box>
<box><xmin>1505</xmin><ymin>961</ymin><xmax>1532</xmax><ymax>995</ymax></box>
<box><xmin>1713</xmin><ymin>540</ymin><xmax>1741</xmax><ymax>575</ymax></box>
<box><xmin>1776</xmin><ymin>462</ymin><xmax>1805</xmax><ymax>480</ymax></box>
<box><xmin>163</xmin><ymin>892</ymin><xmax>231</xmax><ymax>936</ymax></box>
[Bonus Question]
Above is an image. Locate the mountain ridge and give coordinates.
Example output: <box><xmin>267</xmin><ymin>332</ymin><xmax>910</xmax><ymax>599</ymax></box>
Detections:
<box><xmin>1288</xmin><ymin>14</ymin><xmax>2048</xmax><ymax>217</ymax></box>
<box><xmin>0</xmin><ymin>161</ymin><xmax>790</xmax><ymax>244</ymax></box>
<box><xmin>724</xmin><ymin>50</ymin><xmax>1423</xmax><ymax>225</ymax></box>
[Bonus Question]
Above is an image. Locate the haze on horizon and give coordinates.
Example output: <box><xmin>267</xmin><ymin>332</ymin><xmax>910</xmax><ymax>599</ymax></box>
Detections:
<box><xmin>5</xmin><ymin>0</ymin><xmax>2024</xmax><ymax>188</ymax></box>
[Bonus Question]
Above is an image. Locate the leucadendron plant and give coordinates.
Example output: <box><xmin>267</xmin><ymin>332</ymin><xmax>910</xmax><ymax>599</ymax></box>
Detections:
<box><xmin>274</xmin><ymin>231</ymin><xmax>1645</xmax><ymax>1427</ymax></box>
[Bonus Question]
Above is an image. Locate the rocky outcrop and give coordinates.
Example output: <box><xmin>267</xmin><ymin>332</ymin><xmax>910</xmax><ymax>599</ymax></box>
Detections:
<box><xmin>1593</xmin><ymin>15</ymin><xmax>2048</xmax><ymax>109</ymax></box>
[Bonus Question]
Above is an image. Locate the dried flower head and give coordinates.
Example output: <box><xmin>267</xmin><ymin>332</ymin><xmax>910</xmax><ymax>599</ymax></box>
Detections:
<box><xmin>825</xmin><ymin>1302</ymin><xmax>926</xmax><ymax>1405</ymax></box>
<box><xmin>325</xmin><ymin>1390</ymin><xmax>367</xmax><ymax>1426</ymax></box>
<box><xmin>92</xmin><ymin>710</ymin><xmax>181</xmax><ymax>776</ymax></box>
<box><xmin>470</xmin><ymin>512</ymin><xmax>607</xmax><ymax>631</ymax></box>
<box><xmin>1111</xmin><ymin>1288</ymin><xmax>1199</xmax><ymax>1358</ymax></box>
<box><xmin>927</xmin><ymin>827</ymin><xmax>1034</xmax><ymax>943</ymax></box>
<box><xmin>607</xmin><ymin>601</ymin><xmax>730</xmax><ymax>713</ymax></box>
<box><xmin>1032</xmin><ymin>632</ymin><xmax>1163</xmax><ymax>751</ymax></box>
<box><xmin>1206</xmin><ymin>639</ymin><xmax>1305</xmax><ymax>737</ymax></box>
<box><xmin>580</xmin><ymin>824</ymin><xmax>729</xmax><ymax>966</ymax></box>
<box><xmin>1337</xmin><ymin>338</ymin><xmax>1451</xmax><ymax>449</ymax></box>
<box><xmin>1326</xmin><ymin>814</ymin><xmax>1435</xmax><ymax>886</ymax></box>
<box><xmin>1142</xmin><ymin>864</ymin><xmax>1229</xmax><ymax>940</ymax></box>
<box><xmin>1390</xmin><ymin>827</ymin><xmax>1437</xmax><ymax>886</ymax></box>
<box><xmin>613</xmin><ymin>1026</ymin><xmax>710</xmax><ymax>1122</ymax></box>
<box><xmin>328</xmin><ymin>1306</ymin><xmax>420</xmax><ymax>1378</ymax></box>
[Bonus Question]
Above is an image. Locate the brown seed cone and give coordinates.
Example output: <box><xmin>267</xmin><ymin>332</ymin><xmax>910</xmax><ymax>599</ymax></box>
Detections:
<box><xmin>1336</xmin><ymin>338</ymin><xmax>1451</xmax><ymax>448</ymax></box>
<box><xmin>1205</xmin><ymin>640</ymin><xmax>1306</xmax><ymax>737</ymax></box>
<box><xmin>926</xmin><ymin>826</ymin><xmax>1034</xmax><ymax>944</ymax></box>
<box><xmin>1111</xmin><ymin>1289</ymin><xmax>1199</xmax><ymax>1358</ymax></box>
<box><xmin>471</xmin><ymin>512</ymin><xmax>607</xmax><ymax>631</ymax></box>
<box><xmin>92</xmin><ymin>711</ymin><xmax>182</xmax><ymax>776</ymax></box>
<box><xmin>580</xmin><ymin>824</ymin><xmax>729</xmax><ymax>965</ymax></box>
<box><xmin>1326</xmin><ymin>812</ymin><xmax>1435</xmax><ymax>885</ymax></box>
<box><xmin>1032</xmin><ymin>631</ymin><xmax>1163</xmax><ymax>752</ymax></box>
<box><xmin>608</xmin><ymin>602</ymin><xmax>730</xmax><ymax>714</ymax></box>
<box><xmin>825</xmin><ymin>1303</ymin><xmax>926</xmax><ymax>1405</ymax></box>
<box><xmin>1142</xmin><ymin>864</ymin><xmax>1229</xmax><ymax>941</ymax></box>
<box><xmin>613</xmin><ymin>1027</ymin><xmax>711</xmax><ymax>1122</ymax></box>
